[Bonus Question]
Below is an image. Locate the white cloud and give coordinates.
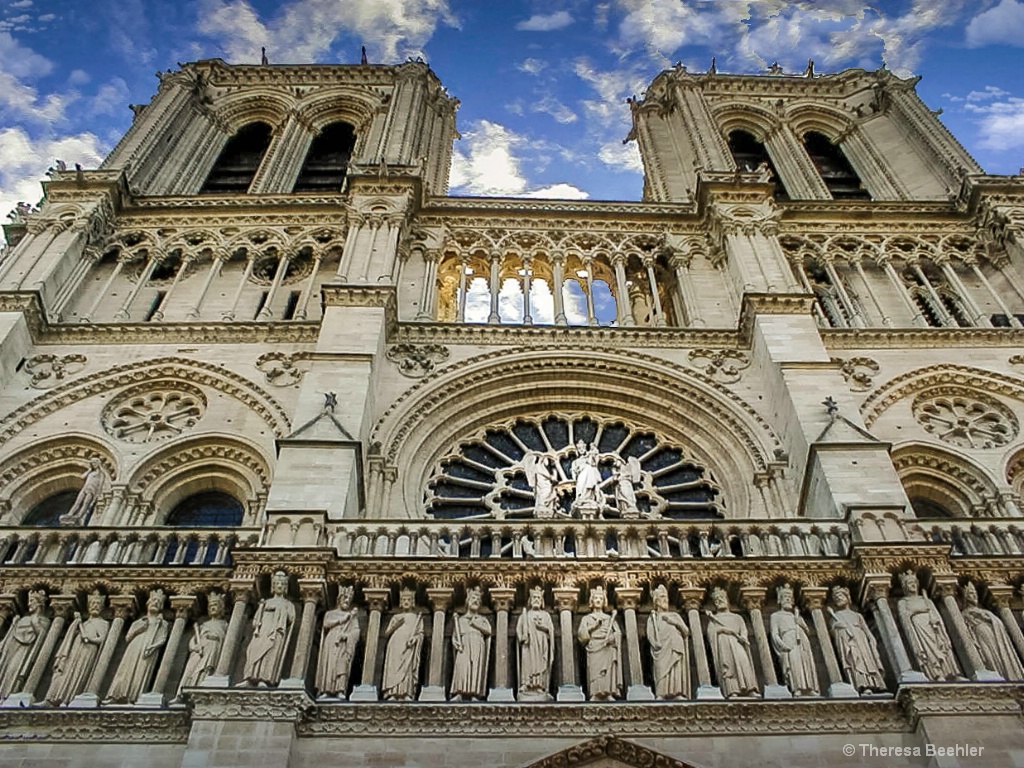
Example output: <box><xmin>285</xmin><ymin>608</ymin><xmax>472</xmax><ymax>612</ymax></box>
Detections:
<box><xmin>532</xmin><ymin>95</ymin><xmax>578</xmax><ymax>124</ymax></box>
<box><xmin>515</xmin><ymin>11</ymin><xmax>573</xmax><ymax>32</ymax></box>
<box><xmin>90</xmin><ymin>77</ymin><xmax>130</xmax><ymax>117</ymax></box>
<box><xmin>0</xmin><ymin>31</ymin><xmax>52</xmax><ymax>79</ymax></box>
<box><xmin>8</xmin><ymin>1</ymin><xmax>33</xmax><ymax>8</ymax></box>
<box><xmin>524</xmin><ymin>183</ymin><xmax>589</xmax><ymax>199</ymax></box>
<box><xmin>966</xmin><ymin>0</ymin><xmax>1024</xmax><ymax>47</ymax></box>
<box><xmin>199</xmin><ymin>0</ymin><xmax>458</xmax><ymax>64</ymax></box>
<box><xmin>0</xmin><ymin>70</ymin><xmax>68</xmax><ymax>123</ymax></box>
<box><xmin>966</xmin><ymin>86</ymin><xmax>1011</xmax><ymax>102</ymax></box>
<box><xmin>68</xmin><ymin>69</ymin><xmax>90</xmax><ymax>86</ymax></box>
<box><xmin>598</xmin><ymin>141</ymin><xmax>643</xmax><ymax>174</ymax></box>
<box><xmin>450</xmin><ymin>120</ymin><xmax>528</xmax><ymax>196</ymax></box>
<box><xmin>964</xmin><ymin>96</ymin><xmax>1024</xmax><ymax>151</ymax></box>
<box><xmin>518</xmin><ymin>57</ymin><xmax>547</xmax><ymax>75</ymax></box>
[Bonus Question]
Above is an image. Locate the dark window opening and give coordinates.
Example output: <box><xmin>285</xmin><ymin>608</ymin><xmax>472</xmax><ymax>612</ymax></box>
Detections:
<box><xmin>910</xmin><ymin>497</ymin><xmax>954</xmax><ymax>518</ymax></box>
<box><xmin>25</xmin><ymin>490</ymin><xmax>79</xmax><ymax>526</ymax></box>
<box><xmin>282</xmin><ymin>291</ymin><xmax>301</xmax><ymax>320</ymax></box>
<box><xmin>294</xmin><ymin>122</ymin><xmax>356</xmax><ymax>192</ymax></box>
<box><xmin>253</xmin><ymin>291</ymin><xmax>269</xmax><ymax>319</ymax></box>
<box><xmin>166</xmin><ymin>491</ymin><xmax>245</xmax><ymax>527</ymax></box>
<box><xmin>803</xmin><ymin>131</ymin><xmax>870</xmax><ymax>200</ymax></box>
<box><xmin>145</xmin><ymin>291</ymin><xmax>167</xmax><ymax>321</ymax></box>
<box><xmin>200</xmin><ymin>122</ymin><xmax>273</xmax><ymax>194</ymax></box>
<box><xmin>727</xmin><ymin>130</ymin><xmax>788</xmax><ymax>200</ymax></box>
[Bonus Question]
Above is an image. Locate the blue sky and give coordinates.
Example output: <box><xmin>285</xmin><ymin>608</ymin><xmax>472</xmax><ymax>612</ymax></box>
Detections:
<box><xmin>2</xmin><ymin>0</ymin><xmax>1024</xmax><ymax>237</ymax></box>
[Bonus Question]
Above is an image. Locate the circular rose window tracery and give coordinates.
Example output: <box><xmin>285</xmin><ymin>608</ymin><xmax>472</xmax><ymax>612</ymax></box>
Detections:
<box><xmin>913</xmin><ymin>390</ymin><xmax>1017</xmax><ymax>449</ymax></box>
<box><xmin>426</xmin><ymin>414</ymin><xmax>722</xmax><ymax>520</ymax></box>
<box><xmin>102</xmin><ymin>382</ymin><xmax>207</xmax><ymax>443</ymax></box>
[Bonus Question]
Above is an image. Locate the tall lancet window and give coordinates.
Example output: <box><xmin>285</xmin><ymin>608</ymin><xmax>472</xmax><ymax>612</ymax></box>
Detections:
<box><xmin>200</xmin><ymin>122</ymin><xmax>273</xmax><ymax>194</ymax></box>
<box><xmin>803</xmin><ymin>131</ymin><xmax>870</xmax><ymax>200</ymax></box>
<box><xmin>294</xmin><ymin>121</ymin><xmax>357</xmax><ymax>192</ymax></box>
<box><xmin>727</xmin><ymin>129</ymin><xmax>788</xmax><ymax>200</ymax></box>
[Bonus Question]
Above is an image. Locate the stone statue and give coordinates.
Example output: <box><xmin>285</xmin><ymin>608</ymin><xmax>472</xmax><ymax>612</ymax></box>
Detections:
<box><xmin>46</xmin><ymin>591</ymin><xmax>110</xmax><ymax>706</ymax></box>
<box><xmin>611</xmin><ymin>456</ymin><xmax>642</xmax><ymax>518</ymax></box>
<box><xmin>769</xmin><ymin>584</ymin><xmax>818</xmax><ymax>696</ymax></box>
<box><xmin>523</xmin><ymin>452</ymin><xmax>559</xmax><ymax>517</ymax></box>
<box><xmin>60</xmin><ymin>458</ymin><xmax>108</xmax><ymax>526</ymax></box>
<box><xmin>240</xmin><ymin>571</ymin><xmax>296</xmax><ymax>687</ymax></box>
<box><xmin>647</xmin><ymin>584</ymin><xmax>690</xmax><ymax>700</ymax></box>
<box><xmin>450</xmin><ymin>586</ymin><xmax>492</xmax><ymax>701</ymax></box>
<box><xmin>896</xmin><ymin>571</ymin><xmax>961</xmax><ymax>681</ymax></box>
<box><xmin>706</xmin><ymin>587</ymin><xmax>759</xmax><ymax>698</ymax></box>
<box><xmin>577</xmin><ymin>586</ymin><xmax>621</xmax><ymax>701</ymax></box>
<box><xmin>516</xmin><ymin>586</ymin><xmax>554</xmax><ymax>701</ymax></box>
<box><xmin>0</xmin><ymin>590</ymin><xmax>51</xmax><ymax>701</ymax></box>
<box><xmin>572</xmin><ymin>442</ymin><xmax>603</xmax><ymax>517</ymax></box>
<box><xmin>381</xmin><ymin>588</ymin><xmax>424</xmax><ymax>701</ymax></box>
<box><xmin>828</xmin><ymin>586</ymin><xmax>886</xmax><ymax>692</ymax></box>
<box><xmin>315</xmin><ymin>585</ymin><xmax>361</xmax><ymax>699</ymax></box>
<box><xmin>176</xmin><ymin>593</ymin><xmax>228</xmax><ymax>698</ymax></box>
<box><xmin>962</xmin><ymin>582</ymin><xmax>1024</xmax><ymax>680</ymax></box>
<box><xmin>105</xmin><ymin>589</ymin><xmax>169</xmax><ymax>704</ymax></box>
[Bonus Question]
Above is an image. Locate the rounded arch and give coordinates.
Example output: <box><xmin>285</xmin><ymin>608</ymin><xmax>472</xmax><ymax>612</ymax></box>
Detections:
<box><xmin>712</xmin><ymin>102</ymin><xmax>777</xmax><ymax>142</ymax></box>
<box><xmin>371</xmin><ymin>347</ymin><xmax>783</xmax><ymax>519</ymax></box>
<box><xmin>892</xmin><ymin>443</ymin><xmax>998</xmax><ymax>518</ymax></box>
<box><xmin>125</xmin><ymin>434</ymin><xmax>271</xmax><ymax>526</ymax></box>
<box><xmin>296</xmin><ymin>86</ymin><xmax>383</xmax><ymax>132</ymax></box>
<box><xmin>786</xmin><ymin>104</ymin><xmax>854</xmax><ymax>141</ymax></box>
<box><xmin>214</xmin><ymin>90</ymin><xmax>293</xmax><ymax>134</ymax></box>
<box><xmin>0</xmin><ymin>434</ymin><xmax>118</xmax><ymax>525</ymax></box>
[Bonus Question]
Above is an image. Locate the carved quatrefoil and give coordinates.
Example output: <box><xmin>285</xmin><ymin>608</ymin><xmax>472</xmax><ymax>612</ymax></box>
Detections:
<box><xmin>102</xmin><ymin>383</ymin><xmax>207</xmax><ymax>443</ymax></box>
<box><xmin>913</xmin><ymin>391</ymin><xmax>1017</xmax><ymax>450</ymax></box>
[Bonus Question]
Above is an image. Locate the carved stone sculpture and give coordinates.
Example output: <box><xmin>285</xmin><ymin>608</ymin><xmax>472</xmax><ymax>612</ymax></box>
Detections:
<box><xmin>516</xmin><ymin>586</ymin><xmax>554</xmax><ymax>701</ymax></box>
<box><xmin>240</xmin><ymin>571</ymin><xmax>296</xmax><ymax>687</ymax></box>
<box><xmin>176</xmin><ymin>593</ymin><xmax>227</xmax><ymax>697</ymax></box>
<box><xmin>769</xmin><ymin>584</ymin><xmax>818</xmax><ymax>696</ymax></box>
<box><xmin>706</xmin><ymin>587</ymin><xmax>759</xmax><ymax>698</ymax></box>
<box><xmin>60</xmin><ymin>458</ymin><xmax>108</xmax><ymax>526</ymax></box>
<box><xmin>828</xmin><ymin>586</ymin><xmax>886</xmax><ymax>692</ymax></box>
<box><xmin>0</xmin><ymin>591</ymin><xmax>51</xmax><ymax>700</ymax></box>
<box><xmin>962</xmin><ymin>582</ymin><xmax>1024</xmax><ymax>680</ymax></box>
<box><xmin>572</xmin><ymin>442</ymin><xmax>603</xmax><ymax>518</ymax></box>
<box><xmin>450</xmin><ymin>586</ymin><xmax>492</xmax><ymax>701</ymax></box>
<box><xmin>896</xmin><ymin>571</ymin><xmax>961</xmax><ymax>681</ymax></box>
<box><xmin>523</xmin><ymin>452</ymin><xmax>559</xmax><ymax>518</ymax></box>
<box><xmin>315</xmin><ymin>585</ymin><xmax>361</xmax><ymax>699</ymax></box>
<box><xmin>611</xmin><ymin>456</ymin><xmax>642</xmax><ymax>518</ymax></box>
<box><xmin>105</xmin><ymin>589</ymin><xmax>169</xmax><ymax>704</ymax></box>
<box><xmin>45</xmin><ymin>591</ymin><xmax>110</xmax><ymax>706</ymax></box>
<box><xmin>381</xmin><ymin>588</ymin><xmax>424</xmax><ymax>701</ymax></box>
<box><xmin>577</xmin><ymin>586</ymin><xmax>622</xmax><ymax>701</ymax></box>
<box><xmin>647</xmin><ymin>584</ymin><xmax>690</xmax><ymax>700</ymax></box>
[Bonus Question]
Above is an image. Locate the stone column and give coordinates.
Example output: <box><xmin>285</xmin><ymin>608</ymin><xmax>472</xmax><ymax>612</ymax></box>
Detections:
<box><xmin>680</xmin><ymin>586</ymin><xmax>722</xmax><ymax>699</ymax></box>
<box><xmin>487</xmin><ymin>586</ymin><xmax>516</xmax><ymax>701</ymax></box>
<box><xmin>415</xmin><ymin>248</ymin><xmax>439</xmax><ymax>321</ymax></box>
<box><xmin>80</xmin><ymin>254</ymin><xmax>129</xmax><ymax>323</ymax></box>
<box><xmin>113</xmin><ymin>255</ymin><xmax>160</xmax><ymax>321</ymax></box>
<box><xmin>851</xmin><ymin>257</ymin><xmax>891</xmax><ymax>327</ymax></box>
<box><xmin>282</xmin><ymin>580</ymin><xmax>325</xmax><ymax>688</ymax></box>
<box><xmin>222</xmin><ymin>254</ymin><xmax>256</xmax><ymax>321</ymax></box>
<box><xmin>802</xmin><ymin>587</ymin><xmax>857</xmax><ymax>698</ymax></box>
<box><xmin>72</xmin><ymin>595</ymin><xmax>134</xmax><ymax>707</ymax></box>
<box><xmin>616</xmin><ymin>587</ymin><xmax>654</xmax><ymax>701</ymax></box>
<box><xmin>990</xmin><ymin>585</ymin><xmax>1024</xmax><ymax>665</ymax></box>
<box><xmin>966</xmin><ymin>256</ymin><xmax>1023</xmax><ymax>328</ymax></box>
<box><xmin>668</xmin><ymin>249</ymin><xmax>703</xmax><ymax>327</ymax></box>
<box><xmin>138</xmin><ymin>595</ymin><xmax>195</xmax><ymax>706</ymax></box>
<box><xmin>934</xmin><ymin>579</ymin><xmax>1000</xmax><ymax>681</ymax></box>
<box><xmin>187</xmin><ymin>251</ymin><xmax>227</xmax><ymax>319</ymax></box>
<box><xmin>350</xmin><ymin>587</ymin><xmax>389</xmax><ymax>701</ymax></box>
<box><xmin>3</xmin><ymin>596</ymin><xmax>76</xmax><ymax>707</ymax></box>
<box><xmin>642</xmin><ymin>256</ymin><xmax>666</xmax><ymax>327</ymax></box>
<box><xmin>938</xmin><ymin>258</ymin><xmax>989</xmax><ymax>327</ymax></box>
<box><xmin>487</xmin><ymin>251</ymin><xmax>502</xmax><ymax>324</ymax></box>
<box><xmin>878</xmin><ymin>256</ymin><xmax>927</xmax><ymax>327</ymax></box>
<box><xmin>256</xmin><ymin>254</ymin><xmax>292</xmax><ymax>320</ymax></box>
<box><xmin>419</xmin><ymin>587</ymin><xmax>452</xmax><ymax>701</ymax></box>
<box><xmin>552</xmin><ymin>255</ymin><xmax>567</xmax><ymax>326</ymax></box>
<box><xmin>552</xmin><ymin>587</ymin><xmax>584</xmax><ymax>701</ymax></box>
<box><xmin>863</xmin><ymin>580</ymin><xmax>926</xmax><ymax>683</ymax></box>
<box><xmin>741</xmin><ymin>587</ymin><xmax>789</xmax><ymax>698</ymax></box>
<box><xmin>150</xmin><ymin>254</ymin><xmax>195</xmax><ymax>321</ymax></box>
<box><xmin>456</xmin><ymin>254</ymin><xmax>470</xmax><ymax>322</ymax></box>
<box><xmin>823</xmin><ymin>259</ymin><xmax>865</xmax><ymax>327</ymax></box>
<box><xmin>205</xmin><ymin>581</ymin><xmax>251</xmax><ymax>686</ymax></box>
<box><xmin>521</xmin><ymin>258</ymin><xmax>533</xmax><ymax>325</ymax></box>
<box><xmin>294</xmin><ymin>252</ymin><xmax>324</xmax><ymax>321</ymax></box>
<box><xmin>611</xmin><ymin>254</ymin><xmax>635</xmax><ymax>326</ymax></box>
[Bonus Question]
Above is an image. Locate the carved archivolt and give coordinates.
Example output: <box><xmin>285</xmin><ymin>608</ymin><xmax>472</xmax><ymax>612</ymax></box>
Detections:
<box><xmin>892</xmin><ymin>444</ymin><xmax>999</xmax><ymax>518</ymax></box>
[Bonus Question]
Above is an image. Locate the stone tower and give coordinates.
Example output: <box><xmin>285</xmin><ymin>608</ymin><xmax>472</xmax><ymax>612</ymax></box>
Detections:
<box><xmin>0</xmin><ymin>58</ymin><xmax>1023</xmax><ymax>767</ymax></box>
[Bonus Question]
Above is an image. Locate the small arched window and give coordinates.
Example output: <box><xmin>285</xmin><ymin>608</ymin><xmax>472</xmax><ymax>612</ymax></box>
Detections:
<box><xmin>294</xmin><ymin>121</ymin><xmax>356</xmax><ymax>192</ymax></box>
<box><xmin>803</xmin><ymin>131</ymin><xmax>870</xmax><ymax>200</ymax></box>
<box><xmin>24</xmin><ymin>491</ymin><xmax>79</xmax><ymax>526</ymax></box>
<box><xmin>201</xmin><ymin>122</ymin><xmax>273</xmax><ymax>194</ymax></box>
<box><xmin>166</xmin><ymin>491</ymin><xmax>244</xmax><ymax>527</ymax></box>
<box><xmin>727</xmin><ymin>130</ymin><xmax>788</xmax><ymax>200</ymax></box>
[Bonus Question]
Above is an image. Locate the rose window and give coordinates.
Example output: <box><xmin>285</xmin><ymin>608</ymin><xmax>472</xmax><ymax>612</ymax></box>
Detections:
<box><xmin>426</xmin><ymin>414</ymin><xmax>722</xmax><ymax>520</ymax></box>
<box><xmin>913</xmin><ymin>391</ymin><xmax>1017</xmax><ymax>449</ymax></box>
<box><xmin>103</xmin><ymin>383</ymin><xmax>207</xmax><ymax>443</ymax></box>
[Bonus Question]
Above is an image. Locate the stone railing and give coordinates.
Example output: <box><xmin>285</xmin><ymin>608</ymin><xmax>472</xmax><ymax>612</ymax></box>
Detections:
<box><xmin>0</xmin><ymin>526</ymin><xmax>261</xmax><ymax>568</ymax></box>
<box><xmin>911</xmin><ymin>518</ymin><xmax>1024</xmax><ymax>557</ymax></box>
<box><xmin>325</xmin><ymin>519</ymin><xmax>851</xmax><ymax>560</ymax></box>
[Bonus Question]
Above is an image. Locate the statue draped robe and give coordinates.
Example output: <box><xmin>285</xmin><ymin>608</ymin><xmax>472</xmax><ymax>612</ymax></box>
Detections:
<box><xmin>178</xmin><ymin>617</ymin><xmax>227</xmax><ymax>693</ymax></box>
<box><xmin>0</xmin><ymin>613</ymin><xmax>50</xmax><ymax>700</ymax></box>
<box><xmin>829</xmin><ymin>607</ymin><xmax>886</xmax><ymax>691</ymax></box>
<box><xmin>450</xmin><ymin>612</ymin><xmax>492</xmax><ymax>699</ymax></box>
<box><xmin>647</xmin><ymin>610</ymin><xmax>689</xmax><ymax>699</ymax></box>
<box><xmin>706</xmin><ymin>611</ymin><xmax>758</xmax><ymax>697</ymax></box>
<box><xmin>516</xmin><ymin>609</ymin><xmax>554</xmax><ymax>695</ymax></box>
<box><xmin>45</xmin><ymin>616</ymin><xmax>109</xmax><ymax>705</ymax></box>
<box><xmin>963</xmin><ymin>604</ymin><xmax>1024</xmax><ymax>680</ymax></box>
<box><xmin>770</xmin><ymin>609</ymin><xmax>818</xmax><ymax>695</ymax></box>
<box><xmin>315</xmin><ymin>607</ymin><xmax>361</xmax><ymax>697</ymax></box>
<box><xmin>243</xmin><ymin>596</ymin><xmax>296</xmax><ymax>686</ymax></box>
<box><xmin>381</xmin><ymin>612</ymin><xmax>423</xmax><ymax>700</ymax></box>
<box><xmin>897</xmin><ymin>595</ymin><xmax>960</xmax><ymax>681</ymax></box>
<box><xmin>577</xmin><ymin>611</ymin><xmax>622</xmax><ymax>700</ymax></box>
<box><xmin>106</xmin><ymin>614</ymin><xmax>169</xmax><ymax>702</ymax></box>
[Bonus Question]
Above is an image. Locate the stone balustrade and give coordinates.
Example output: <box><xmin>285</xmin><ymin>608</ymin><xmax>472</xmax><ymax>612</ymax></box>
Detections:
<box><xmin>0</xmin><ymin>526</ymin><xmax>260</xmax><ymax>568</ymax></box>
<box><xmin>912</xmin><ymin>519</ymin><xmax>1024</xmax><ymax>557</ymax></box>
<box><xmin>326</xmin><ymin>519</ymin><xmax>851</xmax><ymax>561</ymax></box>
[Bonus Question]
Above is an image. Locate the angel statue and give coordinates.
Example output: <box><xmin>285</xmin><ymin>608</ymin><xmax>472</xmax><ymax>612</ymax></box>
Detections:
<box><xmin>523</xmin><ymin>452</ymin><xmax>559</xmax><ymax>518</ymax></box>
<box><xmin>572</xmin><ymin>442</ymin><xmax>604</xmax><ymax>518</ymax></box>
<box><xmin>611</xmin><ymin>456</ymin><xmax>642</xmax><ymax>518</ymax></box>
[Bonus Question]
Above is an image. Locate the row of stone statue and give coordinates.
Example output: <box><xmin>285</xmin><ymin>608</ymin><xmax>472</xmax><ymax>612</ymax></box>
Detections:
<box><xmin>1</xmin><ymin>571</ymin><xmax>1023</xmax><ymax>707</ymax></box>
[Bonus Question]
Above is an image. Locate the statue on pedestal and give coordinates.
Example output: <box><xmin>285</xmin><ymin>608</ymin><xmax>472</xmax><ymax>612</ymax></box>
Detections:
<box><xmin>523</xmin><ymin>452</ymin><xmax>559</xmax><ymax>518</ymax></box>
<box><xmin>381</xmin><ymin>588</ymin><xmax>423</xmax><ymax>701</ymax></box>
<box><xmin>106</xmin><ymin>589</ymin><xmax>169</xmax><ymax>704</ymax></box>
<box><xmin>828</xmin><ymin>586</ymin><xmax>886</xmax><ymax>692</ymax></box>
<box><xmin>647</xmin><ymin>584</ymin><xmax>690</xmax><ymax>700</ymax></box>
<box><xmin>706</xmin><ymin>587</ymin><xmax>759</xmax><ymax>698</ymax></box>
<box><xmin>0</xmin><ymin>591</ymin><xmax>51</xmax><ymax>700</ymax></box>
<box><xmin>450</xmin><ymin>586</ymin><xmax>492</xmax><ymax>701</ymax></box>
<box><xmin>611</xmin><ymin>456</ymin><xmax>642</xmax><ymax>518</ymax></box>
<box><xmin>60</xmin><ymin>458</ymin><xmax>108</xmax><ymax>526</ymax></box>
<box><xmin>572</xmin><ymin>442</ymin><xmax>603</xmax><ymax>519</ymax></box>
<box><xmin>240</xmin><ymin>571</ymin><xmax>296</xmax><ymax>687</ymax></box>
<box><xmin>896</xmin><ymin>571</ymin><xmax>961</xmax><ymax>681</ymax></box>
<box><xmin>315</xmin><ymin>585</ymin><xmax>361</xmax><ymax>699</ymax></box>
<box><xmin>962</xmin><ymin>582</ymin><xmax>1024</xmax><ymax>680</ymax></box>
<box><xmin>176</xmin><ymin>593</ymin><xmax>228</xmax><ymax>697</ymax></box>
<box><xmin>769</xmin><ymin>584</ymin><xmax>818</xmax><ymax>696</ymax></box>
<box><xmin>516</xmin><ymin>586</ymin><xmax>554</xmax><ymax>700</ymax></box>
<box><xmin>46</xmin><ymin>592</ymin><xmax>109</xmax><ymax>706</ymax></box>
<box><xmin>577</xmin><ymin>586</ymin><xmax>621</xmax><ymax>701</ymax></box>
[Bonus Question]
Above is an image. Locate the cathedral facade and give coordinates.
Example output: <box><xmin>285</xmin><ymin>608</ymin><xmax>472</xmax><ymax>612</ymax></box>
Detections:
<box><xmin>0</xmin><ymin>57</ymin><xmax>1023</xmax><ymax>767</ymax></box>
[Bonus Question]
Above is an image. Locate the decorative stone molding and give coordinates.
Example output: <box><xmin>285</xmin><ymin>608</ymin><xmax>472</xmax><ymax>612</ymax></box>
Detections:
<box><xmin>187</xmin><ymin>687</ymin><xmax>315</xmax><ymax>722</ymax></box>
<box><xmin>833</xmin><ymin>356</ymin><xmax>880</xmax><ymax>392</ymax></box>
<box><xmin>912</xmin><ymin>391</ymin><xmax>1017</xmax><ymax>450</ymax></box>
<box><xmin>22</xmin><ymin>354</ymin><xmax>88</xmax><ymax>389</ymax></box>
<box><xmin>256</xmin><ymin>352</ymin><xmax>309</xmax><ymax>387</ymax></box>
<box><xmin>385</xmin><ymin>343</ymin><xmax>450</xmax><ymax>378</ymax></box>
<box><xmin>899</xmin><ymin>682</ymin><xmax>1024</xmax><ymax>720</ymax></box>
<box><xmin>0</xmin><ymin>709</ymin><xmax>190</xmax><ymax>743</ymax></box>
<box><xmin>102</xmin><ymin>382</ymin><xmax>207</xmax><ymax>444</ymax></box>
<box><xmin>688</xmin><ymin>349</ymin><xmax>751</xmax><ymax>384</ymax></box>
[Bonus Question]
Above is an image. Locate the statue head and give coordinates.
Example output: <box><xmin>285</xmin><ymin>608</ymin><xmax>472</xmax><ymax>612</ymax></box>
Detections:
<box><xmin>711</xmin><ymin>587</ymin><xmax>730</xmax><ymax>611</ymax></box>
<box><xmin>147</xmin><ymin>589</ymin><xmax>166</xmax><ymax>613</ymax></box>
<box><xmin>87</xmin><ymin>591</ymin><xmax>106</xmax><ymax>616</ymax></box>
<box><xmin>27</xmin><ymin>590</ymin><xmax>47</xmax><ymax>613</ymax></box>
<box><xmin>963</xmin><ymin>581</ymin><xmax>979</xmax><ymax>607</ymax></box>
<box><xmin>207</xmin><ymin>592</ymin><xmax>226</xmax><ymax>618</ymax></box>
<box><xmin>528</xmin><ymin>585</ymin><xmax>544</xmax><ymax>610</ymax></box>
<box><xmin>776</xmin><ymin>583</ymin><xmax>794</xmax><ymax>610</ymax></box>
<box><xmin>88</xmin><ymin>457</ymin><xmax>102</xmax><ymax>472</ymax></box>
<box><xmin>589</xmin><ymin>585</ymin><xmax>607</xmax><ymax>611</ymax></box>
<box><xmin>399</xmin><ymin>588</ymin><xmax>416</xmax><ymax>611</ymax></box>
<box><xmin>831</xmin><ymin>585</ymin><xmax>851</xmax><ymax>609</ymax></box>
<box><xmin>338</xmin><ymin>585</ymin><xmax>355</xmax><ymax>609</ymax></box>
<box><xmin>899</xmin><ymin>571</ymin><xmax>920</xmax><ymax>597</ymax></box>
<box><xmin>575</xmin><ymin>440</ymin><xmax>586</xmax><ymax>454</ymax></box>
<box><xmin>466</xmin><ymin>586</ymin><xmax>482</xmax><ymax>611</ymax></box>
<box><xmin>652</xmin><ymin>584</ymin><xmax>669</xmax><ymax>611</ymax></box>
<box><xmin>271</xmin><ymin>570</ymin><xmax>289</xmax><ymax>597</ymax></box>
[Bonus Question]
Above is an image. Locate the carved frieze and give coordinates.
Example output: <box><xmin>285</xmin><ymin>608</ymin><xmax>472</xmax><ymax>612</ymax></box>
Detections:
<box><xmin>688</xmin><ymin>348</ymin><xmax>751</xmax><ymax>384</ymax></box>
<box><xmin>833</xmin><ymin>356</ymin><xmax>880</xmax><ymax>392</ymax></box>
<box><xmin>22</xmin><ymin>354</ymin><xmax>88</xmax><ymax>389</ymax></box>
<box><xmin>385</xmin><ymin>343</ymin><xmax>450</xmax><ymax>378</ymax></box>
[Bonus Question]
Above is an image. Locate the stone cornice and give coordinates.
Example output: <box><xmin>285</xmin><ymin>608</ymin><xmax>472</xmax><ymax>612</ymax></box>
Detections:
<box><xmin>823</xmin><ymin>327</ymin><xmax>1024</xmax><ymax>349</ymax></box>
<box><xmin>0</xmin><ymin>709</ymin><xmax>191</xmax><ymax>743</ymax></box>
<box><xmin>187</xmin><ymin>688</ymin><xmax>315</xmax><ymax>722</ymax></box>
<box><xmin>392</xmin><ymin>322</ymin><xmax>739</xmax><ymax>349</ymax></box>
<box><xmin>898</xmin><ymin>683</ymin><xmax>1024</xmax><ymax>721</ymax></box>
<box><xmin>128</xmin><ymin>193</ymin><xmax>350</xmax><ymax>211</ymax></box>
<box><xmin>423</xmin><ymin>196</ymin><xmax>695</xmax><ymax>219</ymax></box>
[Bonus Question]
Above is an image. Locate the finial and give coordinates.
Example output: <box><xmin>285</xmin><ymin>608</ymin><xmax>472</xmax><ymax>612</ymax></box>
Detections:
<box><xmin>361</xmin><ymin>45</ymin><xmax>368</xmax><ymax>65</ymax></box>
<box><xmin>804</xmin><ymin>59</ymin><xmax>815</xmax><ymax>78</ymax></box>
<box><xmin>768</xmin><ymin>61</ymin><xmax>783</xmax><ymax>75</ymax></box>
<box><xmin>822</xmin><ymin>396</ymin><xmax>839</xmax><ymax>420</ymax></box>
<box><xmin>708</xmin><ymin>57</ymin><xmax>717</xmax><ymax>75</ymax></box>
<box><xmin>323</xmin><ymin>392</ymin><xmax>338</xmax><ymax>412</ymax></box>
<box><xmin>261</xmin><ymin>47</ymin><xmax>269</xmax><ymax>65</ymax></box>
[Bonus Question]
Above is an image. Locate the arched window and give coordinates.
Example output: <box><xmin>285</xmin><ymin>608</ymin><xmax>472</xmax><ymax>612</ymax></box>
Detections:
<box><xmin>166</xmin><ymin>491</ymin><xmax>244</xmax><ymax>527</ymax></box>
<box><xmin>727</xmin><ymin>129</ymin><xmax>788</xmax><ymax>200</ymax></box>
<box><xmin>201</xmin><ymin>122</ymin><xmax>273</xmax><ymax>194</ymax></box>
<box><xmin>803</xmin><ymin>131</ymin><xmax>870</xmax><ymax>200</ymax></box>
<box><xmin>294</xmin><ymin>121</ymin><xmax>356</xmax><ymax>192</ymax></box>
<box><xmin>909</xmin><ymin>496</ymin><xmax>954</xmax><ymax>518</ymax></box>
<box><xmin>24</xmin><ymin>491</ymin><xmax>79</xmax><ymax>526</ymax></box>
